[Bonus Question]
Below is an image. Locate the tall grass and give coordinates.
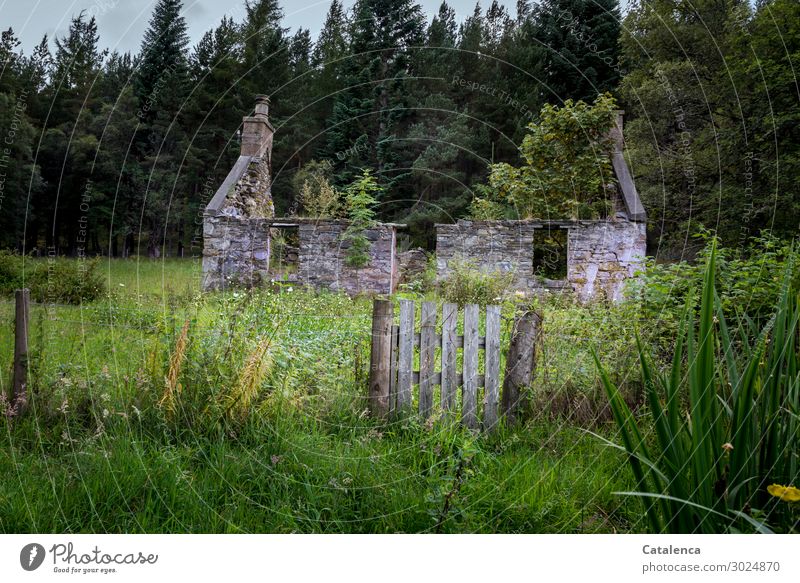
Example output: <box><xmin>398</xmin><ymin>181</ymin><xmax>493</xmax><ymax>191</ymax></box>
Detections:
<box><xmin>596</xmin><ymin>243</ymin><xmax>800</xmax><ymax>533</ymax></box>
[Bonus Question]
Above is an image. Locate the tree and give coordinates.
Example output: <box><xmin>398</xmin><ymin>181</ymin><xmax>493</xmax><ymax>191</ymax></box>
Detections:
<box><xmin>533</xmin><ymin>0</ymin><xmax>621</xmax><ymax>101</ymax></box>
<box><xmin>342</xmin><ymin>169</ymin><xmax>382</xmax><ymax>267</ymax></box>
<box><xmin>135</xmin><ymin>0</ymin><xmax>189</xmax><ymax>120</ymax></box>
<box><xmin>472</xmin><ymin>93</ymin><xmax>618</xmax><ymax>220</ymax></box>
<box><xmin>135</xmin><ymin>0</ymin><xmax>191</xmax><ymax>256</ymax></box>
<box><xmin>325</xmin><ymin>0</ymin><xmax>426</xmax><ymax>200</ymax></box>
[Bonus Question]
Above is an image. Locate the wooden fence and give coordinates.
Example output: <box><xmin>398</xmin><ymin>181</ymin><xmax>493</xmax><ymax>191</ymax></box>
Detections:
<box><xmin>368</xmin><ymin>299</ymin><xmax>541</xmax><ymax>430</ymax></box>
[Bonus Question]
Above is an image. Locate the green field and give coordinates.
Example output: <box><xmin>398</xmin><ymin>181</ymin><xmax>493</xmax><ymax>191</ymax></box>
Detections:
<box><xmin>0</xmin><ymin>258</ymin><xmax>645</xmax><ymax>533</ymax></box>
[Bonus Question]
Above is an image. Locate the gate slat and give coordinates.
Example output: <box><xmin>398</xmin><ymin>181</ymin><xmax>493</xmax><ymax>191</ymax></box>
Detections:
<box><xmin>418</xmin><ymin>302</ymin><xmax>437</xmax><ymax>419</ymax></box>
<box><xmin>440</xmin><ymin>303</ymin><xmax>458</xmax><ymax>412</ymax></box>
<box><xmin>462</xmin><ymin>303</ymin><xmax>479</xmax><ymax>429</ymax></box>
<box><xmin>397</xmin><ymin>300</ymin><xmax>415</xmax><ymax>412</ymax></box>
<box><xmin>389</xmin><ymin>324</ymin><xmax>399</xmax><ymax>417</ymax></box>
<box><xmin>483</xmin><ymin>305</ymin><xmax>501</xmax><ymax>431</ymax></box>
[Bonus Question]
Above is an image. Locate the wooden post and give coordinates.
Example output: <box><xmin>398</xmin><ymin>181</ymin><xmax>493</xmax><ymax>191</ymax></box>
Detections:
<box><xmin>418</xmin><ymin>302</ymin><xmax>437</xmax><ymax>420</ymax></box>
<box><xmin>368</xmin><ymin>299</ymin><xmax>393</xmax><ymax>417</ymax></box>
<box><xmin>483</xmin><ymin>305</ymin><xmax>501</xmax><ymax>431</ymax></box>
<box><xmin>502</xmin><ymin>309</ymin><xmax>541</xmax><ymax>425</ymax></box>
<box><xmin>462</xmin><ymin>303</ymin><xmax>479</xmax><ymax>429</ymax></box>
<box><xmin>13</xmin><ymin>288</ymin><xmax>30</xmax><ymax>413</ymax></box>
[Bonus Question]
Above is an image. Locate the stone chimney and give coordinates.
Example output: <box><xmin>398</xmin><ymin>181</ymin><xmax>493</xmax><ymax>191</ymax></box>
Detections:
<box><xmin>240</xmin><ymin>95</ymin><xmax>274</xmax><ymax>160</ymax></box>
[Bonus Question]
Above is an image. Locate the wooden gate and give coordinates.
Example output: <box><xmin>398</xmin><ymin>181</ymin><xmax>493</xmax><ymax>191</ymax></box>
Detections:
<box><xmin>369</xmin><ymin>299</ymin><xmax>502</xmax><ymax>430</ymax></box>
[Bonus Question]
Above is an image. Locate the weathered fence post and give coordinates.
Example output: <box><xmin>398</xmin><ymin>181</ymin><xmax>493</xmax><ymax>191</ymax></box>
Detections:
<box><xmin>462</xmin><ymin>303</ymin><xmax>479</xmax><ymax>429</ymax></box>
<box><xmin>418</xmin><ymin>302</ymin><xmax>437</xmax><ymax>420</ymax></box>
<box><xmin>440</xmin><ymin>303</ymin><xmax>458</xmax><ymax>412</ymax></box>
<box><xmin>501</xmin><ymin>309</ymin><xmax>541</xmax><ymax>425</ymax></box>
<box><xmin>483</xmin><ymin>305</ymin><xmax>501</xmax><ymax>431</ymax></box>
<box><xmin>13</xmin><ymin>288</ymin><xmax>30</xmax><ymax>413</ymax></box>
<box><xmin>368</xmin><ymin>299</ymin><xmax>393</xmax><ymax>417</ymax></box>
<box><xmin>396</xmin><ymin>299</ymin><xmax>415</xmax><ymax>413</ymax></box>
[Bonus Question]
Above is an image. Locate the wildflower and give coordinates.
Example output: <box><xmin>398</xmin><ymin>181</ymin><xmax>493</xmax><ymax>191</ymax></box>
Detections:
<box><xmin>767</xmin><ymin>484</ymin><xmax>800</xmax><ymax>503</ymax></box>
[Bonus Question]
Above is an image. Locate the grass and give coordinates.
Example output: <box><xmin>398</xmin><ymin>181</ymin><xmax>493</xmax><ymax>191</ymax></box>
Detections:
<box><xmin>0</xmin><ymin>257</ymin><xmax>642</xmax><ymax>533</ymax></box>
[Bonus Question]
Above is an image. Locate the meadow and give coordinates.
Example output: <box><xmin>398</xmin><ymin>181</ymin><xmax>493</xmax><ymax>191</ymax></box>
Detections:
<box><xmin>0</xmin><ymin>257</ymin><xmax>642</xmax><ymax>533</ymax></box>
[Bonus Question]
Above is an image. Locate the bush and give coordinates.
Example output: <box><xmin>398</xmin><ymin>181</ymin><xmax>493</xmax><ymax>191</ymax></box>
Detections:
<box><xmin>0</xmin><ymin>251</ymin><xmax>105</xmax><ymax>304</ymax></box>
<box><xmin>629</xmin><ymin>234</ymin><xmax>799</xmax><ymax>323</ymax></box>
<box><xmin>439</xmin><ymin>259</ymin><xmax>514</xmax><ymax>306</ymax></box>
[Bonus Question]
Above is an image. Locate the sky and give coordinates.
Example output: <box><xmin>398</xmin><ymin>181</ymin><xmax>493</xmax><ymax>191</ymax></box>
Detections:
<box><xmin>1</xmin><ymin>0</ymin><xmax>510</xmax><ymax>56</ymax></box>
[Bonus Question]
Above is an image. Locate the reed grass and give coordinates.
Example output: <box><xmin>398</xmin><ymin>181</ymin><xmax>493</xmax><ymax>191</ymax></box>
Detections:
<box><xmin>596</xmin><ymin>243</ymin><xmax>800</xmax><ymax>533</ymax></box>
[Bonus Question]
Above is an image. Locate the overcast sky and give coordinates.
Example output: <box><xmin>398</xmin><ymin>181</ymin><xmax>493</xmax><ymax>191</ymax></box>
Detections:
<box><xmin>1</xmin><ymin>0</ymin><xmax>515</xmax><ymax>56</ymax></box>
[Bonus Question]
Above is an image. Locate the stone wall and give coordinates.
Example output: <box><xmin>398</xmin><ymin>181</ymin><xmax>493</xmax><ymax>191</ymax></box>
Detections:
<box><xmin>567</xmin><ymin>220</ymin><xmax>647</xmax><ymax>302</ymax></box>
<box><xmin>435</xmin><ymin>219</ymin><xmax>646</xmax><ymax>302</ymax></box>
<box><xmin>203</xmin><ymin>95</ymin><xmax>275</xmax><ymax>291</ymax></box>
<box><xmin>436</xmin><ymin>220</ymin><xmax>538</xmax><ymax>289</ymax></box>
<box><xmin>297</xmin><ymin>221</ymin><xmax>398</xmax><ymax>295</ymax></box>
<box><xmin>202</xmin><ymin>215</ymin><xmax>271</xmax><ymax>290</ymax></box>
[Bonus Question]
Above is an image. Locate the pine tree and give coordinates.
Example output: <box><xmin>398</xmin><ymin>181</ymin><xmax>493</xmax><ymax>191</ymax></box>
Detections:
<box><xmin>241</xmin><ymin>0</ymin><xmax>289</xmax><ymax>97</ymax></box>
<box><xmin>533</xmin><ymin>0</ymin><xmax>621</xmax><ymax>101</ymax></box>
<box><xmin>135</xmin><ymin>0</ymin><xmax>189</xmax><ymax>121</ymax></box>
<box><xmin>326</xmin><ymin>0</ymin><xmax>425</xmax><ymax>207</ymax></box>
<box><xmin>134</xmin><ymin>0</ymin><xmax>191</xmax><ymax>256</ymax></box>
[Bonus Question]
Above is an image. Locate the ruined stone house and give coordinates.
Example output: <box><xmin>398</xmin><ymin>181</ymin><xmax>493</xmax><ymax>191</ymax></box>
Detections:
<box><xmin>204</xmin><ymin>99</ymin><xmax>646</xmax><ymax>301</ymax></box>
<box><xmin>435</xmin><ymin>112</ymin><xmax>647</xmax><ymax>302</ymax></box>
<box><xmin>202</xmin><ymin>96</ymin><xmax>400</xmax><ymax>295</ymax></box>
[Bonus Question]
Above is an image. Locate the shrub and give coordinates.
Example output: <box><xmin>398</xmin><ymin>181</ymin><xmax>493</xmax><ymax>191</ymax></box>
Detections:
<box><xmin>293</xmin><ymin>159</ymin><xmax>340</xmax><ymax>218</ymax></box>
<box><xmin>597</xmin><ymin>243</ymin><xmax>800</xmax><ymax>533</ymax></box>
<box><xmin>629</xmin><ymin>233</ymin><xmax>799</xmax><ymax>323</ymax></box>
<box><xmin>439</xmin><ymin>259</ymin><xmax>514</xmax><ymax>306</ymax></box>
<box><xmin>0</xmin><ymin>251</ymin><xmax>105</xmax><ymax>304</ymax></box>
<box><xmin>342</xmin><ymin>170</ymin><xmax>381</xmax><ymax>268</ymax></box>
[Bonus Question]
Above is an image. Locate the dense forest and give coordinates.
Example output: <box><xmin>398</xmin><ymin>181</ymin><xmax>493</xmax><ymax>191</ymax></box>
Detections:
<box><xmin>0</xmin><ymin>0</ymin><xmax>797</xmax><ymax>257</ymax></box>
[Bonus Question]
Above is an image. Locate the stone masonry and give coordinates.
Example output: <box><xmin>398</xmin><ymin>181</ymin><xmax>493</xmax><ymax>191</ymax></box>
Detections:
<box><xmin>436</xmin><ymin>219</ymin><xmax>646</xmax><ymax>302</ymax></box>
<box><xmin>297</xmin><ymin>221</ymin><xmax>399</xmax><ymax>296</ymax></box>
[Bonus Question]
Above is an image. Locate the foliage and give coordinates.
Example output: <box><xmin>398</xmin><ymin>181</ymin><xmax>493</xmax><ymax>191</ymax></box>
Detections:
<box><xmin>472</xmin><ymin>93</ymin><xmax>618</xmax><ymax>220</ymax></box>
<box><xmin>342</xmin><ymin>170</ymin><xmax>381</xmax><ymax>268</ymax></box>
<box><xmin>293</xmin><ymin>159</ymin><xmax>341</xmax><ymax>218</ymax></box>
<box><xmin>629</xmin><ymin>234</ymin><xmax>800</xmax><ymax>325</ymax></box>
<box><xmin>531</xmin><ymin>0</ymin><xmax>621</xmax><ymax>100</ymax></box>
<box><xmin>0</xmin><ymin>251</ymin><xmax>105</xmax><ymax>304</ymax></box>
<box><xmin>596</xmin><ymin>244</ymin><xmax>800</xmax><ymax>533</ymax></box>
<box><xmin>620</xmin><ymin>0</ymin><xmax>800</xmax><ymax>252</ymax></box>
<box><xmin>439</xmin><ymin>258</ymin><xmax>514</xmax><ymax>307</ymax></box>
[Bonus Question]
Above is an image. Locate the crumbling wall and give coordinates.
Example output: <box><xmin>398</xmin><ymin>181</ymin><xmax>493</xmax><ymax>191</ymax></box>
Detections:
<box><xmin>435</xmin><ymin>220</ymin><xmax>537</xmax><ymax>289</ymax></box>
<box><xmin>203</xmin><ymin>95</ymin><xmax>275</xmax><ymax>291</ymax></box>
<box><xmin>297</xmin><ymin>221</ymin><xmax>397</xmax><ymax>295</ymax></box>
<box><xmin>202</xmin><ymin>216</ymin><xmax>271</xmax><ymax>290</ymax></box>
<box><xmin>223</xmin><ymin>157</ymin><xmax>274</xmax><ymax>218</ymax></box>
<box><xmin>435</xmin><ymin>219</ymin><xmax>646</xmax><ymax>302</ymax></box>
<box><xmin>567</xmin><ymin>221</ymin><xmax>646</xmax><ymax>302</ymax></box>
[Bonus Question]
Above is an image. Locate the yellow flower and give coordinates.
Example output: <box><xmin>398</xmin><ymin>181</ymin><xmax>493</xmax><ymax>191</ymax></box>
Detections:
<box><xmin>767</xmin><ymin>484</ymin><xmax>800</xmax><ymax>503</ymax></box>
